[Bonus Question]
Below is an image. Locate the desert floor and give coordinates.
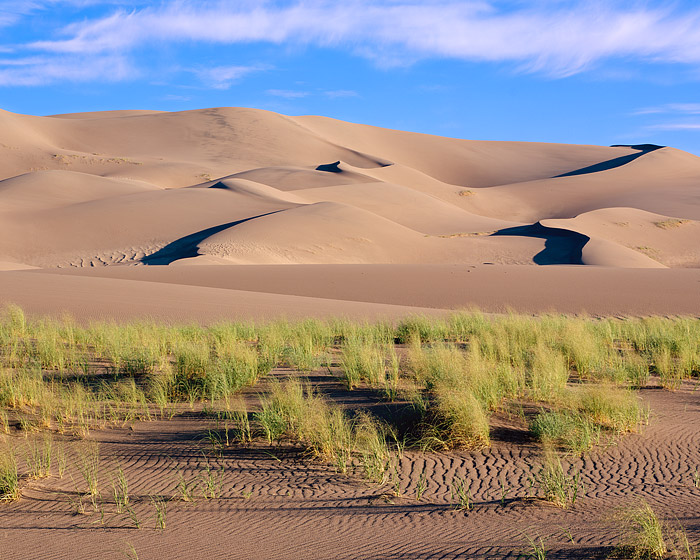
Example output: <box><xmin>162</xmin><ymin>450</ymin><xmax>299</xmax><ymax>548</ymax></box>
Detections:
<box><xmin>1</xmin><ymin>107</ymin><xmax>699</xmax><ymax>559</ymax></box>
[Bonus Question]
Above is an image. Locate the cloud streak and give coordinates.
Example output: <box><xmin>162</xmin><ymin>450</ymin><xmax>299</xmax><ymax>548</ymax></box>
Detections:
<box><xmin>647</xmin><ymin>122</ymin><xmax>700</xmax><ymax>131</ymax></box>
<box><xmin>0</xmin><ymin>53</ymin><xmax>133</xmax><ymax>85</ymax></box>
<box><xmin>5</xmin><ymin>1</ymin><xmax>700</xmax><ymax>85</ymax></box>
<box><xmin>194</xmin><ymin>64</ymin><xmax>267</xmax><ymax>90</ymax></box>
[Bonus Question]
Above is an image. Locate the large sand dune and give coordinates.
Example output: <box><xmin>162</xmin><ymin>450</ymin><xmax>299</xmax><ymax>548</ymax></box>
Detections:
<box><xmin>0</xmin><ymin>106</ymin><xmax>699</xmax><ymax>319</ymax></box>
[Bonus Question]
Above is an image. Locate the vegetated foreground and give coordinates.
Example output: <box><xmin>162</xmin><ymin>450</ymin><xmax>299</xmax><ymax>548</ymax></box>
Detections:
<box><xmin>0</xmin><ymin>306</ymin><xmax>699</xmax><ymax>560</ymax></box>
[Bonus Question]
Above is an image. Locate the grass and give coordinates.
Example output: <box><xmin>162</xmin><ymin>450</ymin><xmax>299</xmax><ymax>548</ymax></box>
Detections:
<box><xmin>150</xmin><ymin>495</ymin><xmax>167</xmax><ymax>530</ymax></box>
<box><xmin>200</xmin><ymin>460</ymin><xmax>224</xmax><ymax>499</ymax></box>
<box><xmin>450</xmin><ymin>476</ymin><xmax>473</xmax><ymax>511</ymax></box>
<box><xmin>340</xmin><ymin>338</ymin><xmax>388</xmax><ymax>389</ymax></box>
<box><xmin>415</xmin><ymin>469</ymin><xmax>427</xmax><ymax>500</ymax></box>
<box><xmin>615</xmin><ymin>501</ymin><xmax>700</xmax><ymax>560</ymax></box>
<box><xmin>25</xmin><ymin>434</ymin><xmax>53</xmax><ymax>479</ymax></box>
<box><xmin>532</xmin><ymin>450</ymin><xmax>584</xmax><ymax>509</ymax></box>
<box><xmin>654</xmin><ymin>219</ymin><xmax>690</xmax><ymax>229</ymax></box>
<box><xmin>519</xmin><ymin>534</ymin><xmax>548</xmax><ymax>560</ymax></box>
<box><xmin>253</xmin><ymin>380</ymin><xmax>385</xmax><ymax>476</ymax></box>
<box><xmin>77</xmin><ymin>441</ymin><xmax>100</xmax><ymax>497</ymax></box>
<box><xmin>111</xmin><ymin>466</ymin><xmax>129</xmax><ymax>514</ymax></box>
<box><xmin>0</xmin><ymin>306</ymin><xmax>698</xmax><ymax>506</ymax></box>
<box><xmin>530</xmin><ymin>410</ymin><xmax>601</xmax><ymax>455</ymax></box>
<box><xmin>616</xmin><ymin>501</ymin><xmax>667</xmax><ymax>559</ymax></box>
<box><xmin>0</xmin><ymin>444</ymin><xmax>19</xmax><ymax>502</ymax></box>
<box><xmin>174</xmin><ymin>470</ymin><xmax>197</xmax><ymax>502</ymax></box>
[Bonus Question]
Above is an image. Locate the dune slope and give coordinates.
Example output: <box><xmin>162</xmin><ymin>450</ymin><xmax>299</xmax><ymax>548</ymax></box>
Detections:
<box><xmin>0</xmin><ymin>106</ymin><xmax>698</xmax><ymax>318</ymax></box>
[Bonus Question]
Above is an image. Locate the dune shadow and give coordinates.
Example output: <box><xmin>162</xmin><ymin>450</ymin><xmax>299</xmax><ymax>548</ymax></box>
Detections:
<box><xmin>141</xmin><ymin>211</ymin><xmax>281</xmax><ymax>265</ymax></box>
<box><xmin>492</xmin><ymin>223</ymin><xmax>589</xmax><ymax>265</ymax></box>
<box><xmin>554</xmin><ymin>144</ymin><xmax>664</xmax><ymax>178</ymax></box>
<box><xmin>316</xmin><ymin>161</ymin><xmax>343</xmax><ymax>173</ymax></box>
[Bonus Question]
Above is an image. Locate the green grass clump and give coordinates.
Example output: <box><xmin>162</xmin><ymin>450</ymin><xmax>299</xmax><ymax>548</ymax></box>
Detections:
<box><xmin>0</xmin><ymin>444</ymin><xmax>19</xmax><ymax>502</ymax></box>
<box><xmin>530</xmin><ymin>410</ymin><xmax>600</xmax><ymax>455</ymax></box>
<box><xmin>615</xmin><ymin>500</ymin><xmax>700</xmax><ymax>560</ymax></box>
<box><xmin>340</xmin><ymin>338</ymin><xmax>388</xmax><ymax>389</ymax></box>
<box><xmin>574</xmin><ymin>385</ymin><xmax>647</xmax><ymax>434</ymax></box>
<box><xmin>254</xmin><ymin>381</ymin><xmax>388</xmax><ymax>477</ymax></box>
<box><xmin>395</xmin><ymin>315</ymin><xmax>448</xmax><ymax>344</ymax></box>
<box><xmin>528</xmin><ymin>343</ymin><xmax>569</xmax><ymax>401</ymax></box>
<box><xmin>25</xmin><ymin>434</ymin><xmax>53</xmax><ymax>479</ymax></box>
<box><xmin>207</xmin><ymin>342</ymin><xmax>264</xmax><ymax>400</ymax></box>
<box><xmin>533</xmin><ymin>450</ymin><xmax>583</xmax><ymax>509</ymax></box>
<box><xmin>77</xmin><ymin>441</ymin><xmax>100</xmax><ymax>497</ymax></box>
<box><xmin>616</xmin><ymin>500</ymin><xmax>667</xmax><ymax>559</ymax></box>
<box><xmin>422</xmin><ymin>389</ymin><xmax>490</xmax><ymax>450</ymax></box>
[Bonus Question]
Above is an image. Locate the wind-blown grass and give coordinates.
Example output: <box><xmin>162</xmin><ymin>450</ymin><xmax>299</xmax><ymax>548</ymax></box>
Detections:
<box><xmin>253</xmin><ymin>380</ymin><xmax>388</xmax><ymax>477</ymax></box>
<box><xmin>0</xmin><ymin>306</ymin><xmax>697</xmax><ymax>467</ymax></box>
<box><xmin>0</xmin><ymin>443</ymin><xmax>19</xmax><ymax>502</ymax></box>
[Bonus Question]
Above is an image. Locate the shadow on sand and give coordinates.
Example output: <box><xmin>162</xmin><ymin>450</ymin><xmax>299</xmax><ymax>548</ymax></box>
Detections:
<box><xmin>554</xmin><ymin>144</ymin><xmax>664</xmax><ymax>178</ymax></box>
<box><xmin>141</xmin><ymin>211</ymin><xmax>282</xmax><ymax>265</ymax></box>
<box><xmin>492</xmin><ymin>223</ymin><xmax>589</xmax><ymax>265</ymax></box>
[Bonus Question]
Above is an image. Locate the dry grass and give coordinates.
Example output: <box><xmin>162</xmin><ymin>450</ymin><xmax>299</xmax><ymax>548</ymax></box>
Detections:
<box><xmin>654</xmin><ymin>219</ymin><xmax>690</xmax><ymax>230</ymax></box>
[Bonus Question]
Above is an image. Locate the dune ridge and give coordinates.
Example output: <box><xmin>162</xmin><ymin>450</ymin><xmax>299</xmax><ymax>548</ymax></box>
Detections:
<box><xmin>0</xmin><ymin>106</ymin><xmax>698</xmax><ymax>318</ymax></box>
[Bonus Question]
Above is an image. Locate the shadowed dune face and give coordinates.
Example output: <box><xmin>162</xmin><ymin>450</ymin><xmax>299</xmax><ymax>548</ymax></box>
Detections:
<box><xmin>0</xmin><ymin>106</ymin><xmax>699</xmax><ymax>318</ymax></box>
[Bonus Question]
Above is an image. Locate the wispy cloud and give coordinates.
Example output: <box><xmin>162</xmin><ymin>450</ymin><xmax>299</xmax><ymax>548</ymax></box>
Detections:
<box><xmin>161</xmin><ymin>93</ymin><xmax>191</xmax><ymax>102</ymax></box>
<box><xmin>634</xmin><ymin>103</ymin><xmax>700</xmax><ymax>116</ymax></box>
<box><xmin>0</xmin><ymin>53</ymin><xmax>133</xmax><ymax>86</ymax></box>
<box><xmin>22</xmin><ymin>1</ymin><xmax>700</xmax><ymax>75</ymax></box>
<box><xmin>266</xmin><ymin>89</ymin><xmax>310</xmax><ymax>99</ymax></box>
<box><xmin>647</xmin><ymin>122</ymin><xmax>700</xmax><ymax>131</ymax></box>
<box><xmin>324</xmin><ymin>89</ymin><xmax>358</xmax><ymax>98</ymax></box>
<box><xmin>6</xmin><ymin>1</ymin><xmax>700</xmax><ymax>85</ymax></box>
<box><xmin>193</xmin><ymin>64</ymin><xmax>267</xmax><ymax>90</ymax></box>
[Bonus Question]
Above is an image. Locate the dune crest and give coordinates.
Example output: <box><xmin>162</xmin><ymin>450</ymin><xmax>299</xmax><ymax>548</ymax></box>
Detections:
<box><xmin>0</xmin><ymin>106</ymin><xmax>698</xmax><ymax>318</ymax></box>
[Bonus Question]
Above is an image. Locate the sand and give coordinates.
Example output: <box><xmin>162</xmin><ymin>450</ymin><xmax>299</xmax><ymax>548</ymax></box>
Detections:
<box><xmin>1</xmin><ymin>106</ymin><xmax>700</xmax><ymax>559</ymax></box>
<box><xmin>1</xmin><ymin>375</ymin><xmax>698</xmax><ymax>560</ymax></box>
<box><xmin>0</xmin><ymin>106</ymin><xmax>699</xmax><ymax>319</ymax></box>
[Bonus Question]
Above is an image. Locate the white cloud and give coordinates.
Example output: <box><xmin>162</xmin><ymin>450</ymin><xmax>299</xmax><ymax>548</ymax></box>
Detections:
<box><xmin>18</xmin><ymin>1</ymin><xmax>700</xmax><ymax>77</ymax></box>
<box><xmin>6</xmin><ymin>1</ymin><xmax>700</xmax><ymax>85</ymax></box>
<box><xmin>324</xmin><ymin>89</ymin><xmax>358</xmax><ymax>98</ymax></box>
<box><xmin>633</xmin><ymin>103</ymin><xmax>700</xmax><ymax>116</ymax></box>
<box><xmin>162</xmin><ymin>94</ymin><xmax>191</xmax><ymax>102</ymax></box>
<box><xmin>194</xmin><ymin>65</ymin><xmax>266</xmax><ymax>90</ymax></box>
<box><xmin>647</xmin><ymin>122</ymin><xmax>700</xmax><ymax>131</ymax></box>
<box><xmin>266</xmin><ymin>89</ymin><xmax>309</xmax><ymax>98</ymax></box>
<box><xmin>0</xmin><ymin>53</ymin><xmax>133</xmax><ymax>86</ymax></box>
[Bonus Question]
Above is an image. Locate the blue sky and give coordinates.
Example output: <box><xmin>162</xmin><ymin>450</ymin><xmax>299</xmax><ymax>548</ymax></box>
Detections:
<box><xmin>3</xmin><ymin>1</ymin><xmax>700</xmax><ymax>155</ymax></box>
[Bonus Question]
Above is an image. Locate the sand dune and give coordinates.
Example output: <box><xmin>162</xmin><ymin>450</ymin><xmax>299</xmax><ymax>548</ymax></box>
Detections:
<box><xmin>228</xmin><ymin>164</ymin><xmax>377</xmax><ymax>191</ymax></box>
<box><xmin>0</xmin><ymin>169</ymin><xmax>159</xmax><ymax>212</ymax></box>
<box><xmin>0</xmin><ymin>106</ymin><xmax>698</xmax><ymax>318</ymax></box>
<box><xmin>294</xmin><ymin>114</ymin><xmax>640</xmax><ymax>187</ymax></box>
<box><xmin>295</xmin><ymin>181</ymin><xmax>515</xmax><ymax>235</ymax></box>
<box><xmin>2</xmin><ymin>106</ymin><xmax>700</xmax><ymax>560</ymax></box>
<box><xmin>543</xmin><ymin>208</ymin><xmax>700</xmax><ymax>268</ymax></box>
<box><xmin>470</xmin><ymin>147</ymin><xmax>700</xmax><ymax>222</ymax></box>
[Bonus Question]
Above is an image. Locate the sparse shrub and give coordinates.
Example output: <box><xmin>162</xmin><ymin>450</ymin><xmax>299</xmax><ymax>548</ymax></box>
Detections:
<box><xmin>616</xmin><ymin>500</ymin><xmax>667</xmax><ymax>559</ymax></box>
<box><xmin>78</xmin><ymin>441</ymin><xmax>100</xmax><ymax>496</ymax></box>
<box><xmin>0</xmin><ymin>445</ymin><xmax>19</xmax><ymax>502</ymax></box>
<box><xmin>25</xmin><ymin>434</ymin><xmax>53</xmax><ymax>478</ymax></box>
<box><xmin>451</xmin><ymin>476</ymin><xmax>473</xmax><ymax>511</ymax></box>
<box><xmin>528</xmin><ymin>343</ymin><xmax>569</xmax><ymax>401</ymax></box>
<box><xmin>340</xmin><ymin>338</ymin><xmax>387</xmax><ymax>389</ymax></box>
<box><xmin>533</xmin><ymin>450</ymin><xmax>583</xmax><ymax>509</ymax></box>
<box><xmin>530</xmin><ymin>410</ymin><xmax>600</xmax><ymax>455</ymax></box>
<box><xmin>422</xmin><ymin>388</ymin><xmax>490</xmax><ymax>450</ymax></box>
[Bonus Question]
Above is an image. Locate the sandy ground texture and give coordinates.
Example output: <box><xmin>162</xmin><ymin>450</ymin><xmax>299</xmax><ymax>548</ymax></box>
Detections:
<box><xmin>1</xmin><ymin>108</ymin><xmax>700</xmax><ymax>559</ymax></box>
<box><xmin>0</xmin><ymin>107</ymin><xmax>699</xmax><ymax>320</ymax></box>
<box><xmin>1</xmin><ymin>373</ymin><xmax>698</xmax><ymax>560</ymax></box>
